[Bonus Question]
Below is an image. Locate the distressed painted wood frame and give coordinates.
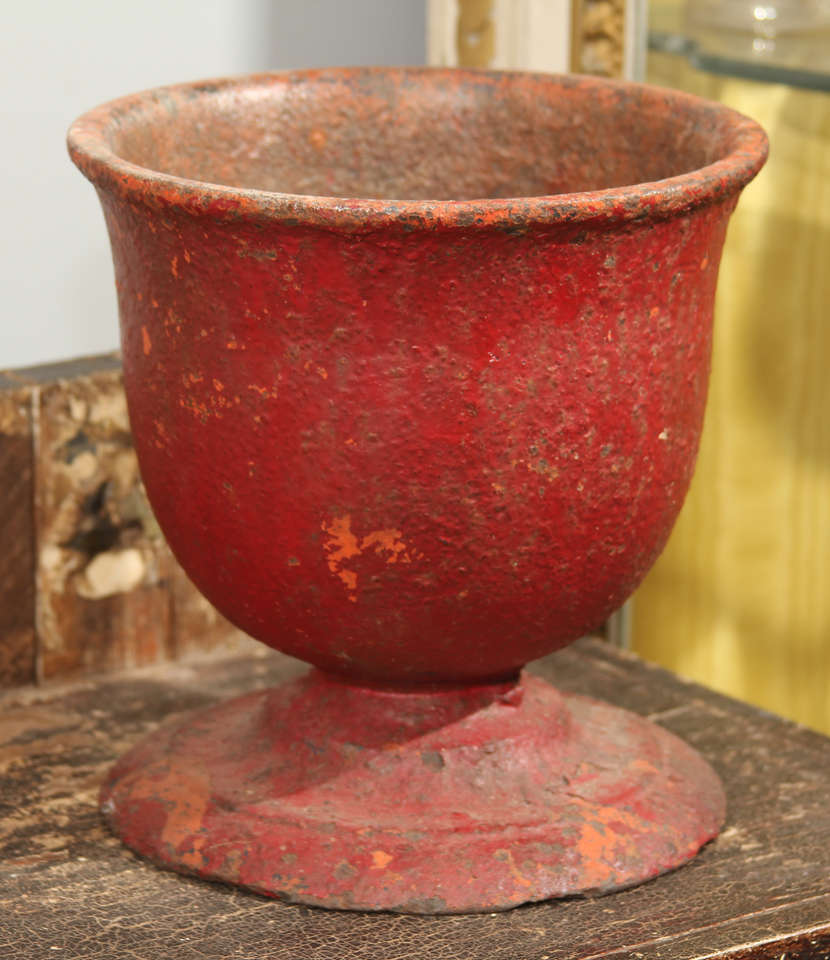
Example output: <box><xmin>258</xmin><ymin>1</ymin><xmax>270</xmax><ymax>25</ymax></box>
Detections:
<box><xmin>427</xmin><ymin>0</ymin><xmax>644</xmax><ymax>79</ymax></box>
<box><xmin>571</xmin><ymin>0</ymin><xmax>627</xmax><ymax>77</ymax></box>
<box><xmin>0</xmin><ymin>356</ymin><xmax>255</xmax><ymax>689</ymax></box>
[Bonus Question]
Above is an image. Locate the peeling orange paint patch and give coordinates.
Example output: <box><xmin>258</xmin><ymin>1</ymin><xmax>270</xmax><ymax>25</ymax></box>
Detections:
<box><xmin>171</xmin><ymin>255</ymin><xmax>179</xmax><ymax>278</ymax></box>
<box><xmin>511</xmin><ymin>457</ymin><xmax>559</xmax><ymax>483</ymax></box>
<box><xmin>577</xmin><ymin>821</ymin><xmax>614</xmax><ymax>859</ymax></box>
<box><xmin>161</xmin><ymin>792</ymin><xmax>209</xmax><ymax>867</ymax></box>
<box><xmin>178</xmin><ymin>387</ymin><xmax>234</xmax><ymax>422</ymax></box>
<box><xmin>362</xmin><ymin>528</ymin><xmax>410</xmax><ymax>563</ymax></box>
<box><xmin>247</xmin><ymin>383</ymin><xmax>278</xmax><ymax>399</ymax></box>
<box><xmin>561</xmin><ymin>797</ymin><xmax>662</xmax><ymax>889</ymax></box>
<box><xmin>152</xmin><ymin>417</ymin><xmax>168</xmax><ymax>449</ymax></box>
<box><xmin>303</xmin><ymin>360</ymin><xmax>329</xmax><ymax>379</ymax></box>
<box><xmin>370</xmin><ymin>850</ymin><xmax>393</xmax><ymax>870</ymax></box>
<box><xmin>631</xmin><ymin>758</ymin><xmax>661</xmax><ymax>777</ymax></box>
<box><xmin>321</xmin><ymin>515</ymin><xmax>361</xmax><ymax>599</ymax></box>
<box><xmin>124</xmin><ymin>767</ymin><xmax>210</xmax><ymax>870</ymax></box>
<box><xmin>322</xmin><ymin>515</ymin><xmax>361</xmax><ymax>566</ymax></box>
<box><xmin>571</xmin><ymin>821</ymin><xmax>623</xmax><ymax>888</ymax></box>
<box><xmin>141</xmin><ymin>325</ymin><xmax>152</xmax><ymax>355</ymax></box>
<box><xmin>321</xmin><ymin>515</ymin><xmax>422</xmax><ymax>600</ymax></box>
<box><xmin>493</xmin><ymin>848</ymin><xmax>532</xmax><ymax>888</ymax></box>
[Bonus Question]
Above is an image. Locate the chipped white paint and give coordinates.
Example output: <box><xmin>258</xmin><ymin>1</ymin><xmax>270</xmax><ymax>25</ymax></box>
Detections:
<box><xmin>67</xmin><ymin>450</ymin><xmax>98</xmax><ymax>482</ymax></box>
<box><xmin>428</xmin><ymin>0</ymin><xmax>571</xmax><ymax>71</ymax></box>
<box><xmin>75</xmin><ymin>548</ymin><xmax>146</xmax><ymax>599</ymax></box>
<box><xmin>89</xmin><ymin>391</ymin><xmax>130</xmax><ymax>431</ymax></box>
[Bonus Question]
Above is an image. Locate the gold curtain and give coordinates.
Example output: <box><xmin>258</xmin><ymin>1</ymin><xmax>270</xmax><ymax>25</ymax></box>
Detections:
<box><xmin>633</xmin><ymin>44</ymin><xmax>830</xmax><ymax>732</ymax></box>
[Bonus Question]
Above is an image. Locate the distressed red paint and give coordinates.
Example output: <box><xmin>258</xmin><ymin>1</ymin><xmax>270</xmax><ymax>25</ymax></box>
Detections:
<box><xmin>69</xmin><ymin>68</ymin><xmax>767</xmax><ymax>912</ymax></box>
<box><xmin>100</xmin><ymin>671</ymin><xmax>725</xmax><ymax>913</ymax></box>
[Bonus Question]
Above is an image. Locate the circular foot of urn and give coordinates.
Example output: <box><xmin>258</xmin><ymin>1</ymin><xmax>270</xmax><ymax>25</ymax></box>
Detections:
<box><xmin>100</xmin><ymin>670</ymin><xmax>725</xmax><ymax>914</ymax></box>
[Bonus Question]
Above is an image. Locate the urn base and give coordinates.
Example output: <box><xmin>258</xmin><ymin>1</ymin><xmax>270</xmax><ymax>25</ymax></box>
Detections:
<box><xmin>100</xmin><ymin>669</ymin><xmax>725</xmax><ymax>913</ymax></box>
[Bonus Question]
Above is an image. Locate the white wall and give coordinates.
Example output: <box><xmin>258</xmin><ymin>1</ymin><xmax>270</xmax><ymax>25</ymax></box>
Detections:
<box><xmin>1</xmin><ymin>0</ymin><xmax>425</xmax><ymax>369</ymax></box>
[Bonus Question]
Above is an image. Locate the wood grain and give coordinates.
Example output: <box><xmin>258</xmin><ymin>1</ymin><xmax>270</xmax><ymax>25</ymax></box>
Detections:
<box><xmin>0</xmin><ymin>386</ymin><xmax>36</xmax><ymax>686</ymax></box>
<box><xmin>1</xmin><ymin>639</ymin><xmax>828</xmax><ymax>959</ymax></box>
<box><xmin>0</xmin><ymin>355</ymin><xmax>254</xmax><ymax>688</ymax></box>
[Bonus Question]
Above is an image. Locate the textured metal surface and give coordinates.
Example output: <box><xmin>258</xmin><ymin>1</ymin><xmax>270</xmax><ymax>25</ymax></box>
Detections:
<box><xmin>68</xmin><ymin>68</ymin><xmax>767</xmax><ymax>684</ymax></box>
<box><xmin>68</xmin><ymin>67</ymin><xmax>767</xmax><ymax>911</ymax></box>
<box><xmin>100</xmin><ymin>669</ymin><xmax>725</xmax><ymax>913</ymax></box>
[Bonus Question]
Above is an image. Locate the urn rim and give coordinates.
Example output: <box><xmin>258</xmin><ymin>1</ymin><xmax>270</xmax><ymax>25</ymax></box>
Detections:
<box><xmin>67</xmin><ymin>66</ymin><xmax>768</xmax><ymax>232</ymax></box>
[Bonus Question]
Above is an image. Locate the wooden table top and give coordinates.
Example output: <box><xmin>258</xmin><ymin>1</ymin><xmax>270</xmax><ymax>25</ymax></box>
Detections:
<box><xmin>2</xmin><ymin>638</ymin><xmax>829</xmax><ymax>959</ymax></box>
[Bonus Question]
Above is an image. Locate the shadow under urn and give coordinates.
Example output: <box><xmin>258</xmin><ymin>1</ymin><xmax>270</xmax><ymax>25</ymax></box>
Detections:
<box><xmin>68</xmin><ymin>68</ymin><xmax>767</xmax><ymax>913</ymax></box>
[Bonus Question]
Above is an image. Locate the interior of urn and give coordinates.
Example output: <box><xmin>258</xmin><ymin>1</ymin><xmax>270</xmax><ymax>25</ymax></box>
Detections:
<box><xmin>106</xmin><ymin>71</ymin><xmax>739</xmax><ymax>202</ymax></box>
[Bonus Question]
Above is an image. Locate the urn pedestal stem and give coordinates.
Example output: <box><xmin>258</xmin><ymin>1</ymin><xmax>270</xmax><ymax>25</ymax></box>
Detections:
<box><xmin>100</xmin><ymin>669</ymin><xmax>726</xmax><ymax>913</ymax></box>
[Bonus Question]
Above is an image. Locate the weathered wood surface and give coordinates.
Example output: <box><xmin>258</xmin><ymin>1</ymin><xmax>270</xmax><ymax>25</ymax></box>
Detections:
<box><xmin>1</xmin><ymin>639</ymin><xmax>829</xmax><ymax>959</ymax></box>
<box><xmin>0</xmin><ymin>355</ymin><xmax>255</xmax><ymax>690</ymax></box>
<box><xmin>0</xmin><ymin>382</ymin><xmax>36</xmax><ymax>686</ymax></box>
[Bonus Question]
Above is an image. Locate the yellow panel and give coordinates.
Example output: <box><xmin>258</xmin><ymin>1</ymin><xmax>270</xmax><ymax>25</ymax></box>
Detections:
<box><xmin>633</xmin><ymin>48</ymin><xmax>830</xmax><ymax>733</ymax></box>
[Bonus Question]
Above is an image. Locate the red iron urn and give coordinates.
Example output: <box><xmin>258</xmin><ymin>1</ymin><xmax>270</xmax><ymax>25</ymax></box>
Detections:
<box><xmin>68</xmin><ymin>68</ymin><xmax>767</xmax><ymax>913</ymax></box>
